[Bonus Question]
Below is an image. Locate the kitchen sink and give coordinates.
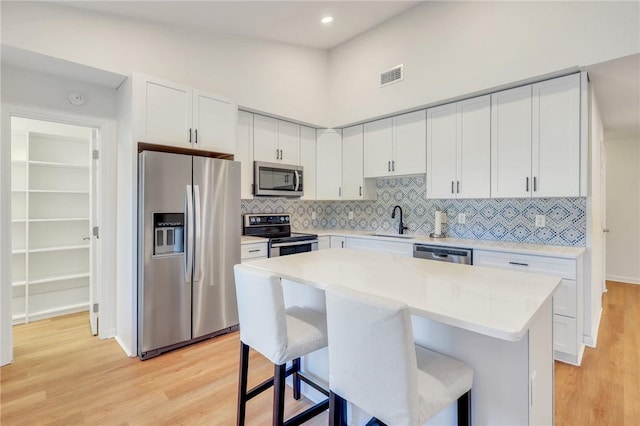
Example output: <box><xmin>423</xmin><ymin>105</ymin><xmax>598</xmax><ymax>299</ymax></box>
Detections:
<box><xmin>369</xmin><ymin>232</ymin><xmax>414</xmax><ymax>239</ymax></box>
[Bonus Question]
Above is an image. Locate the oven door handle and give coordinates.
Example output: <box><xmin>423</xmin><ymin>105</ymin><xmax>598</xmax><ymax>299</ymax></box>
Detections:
<box><xmin>293</xmin><ymin>170</ymin><xmax>300</xmax><ymax>192</ymax></box>
<box><xmin>270</xmin><ymin>239</ymin><xmax>318</xmax><ymax>248</ymax></box>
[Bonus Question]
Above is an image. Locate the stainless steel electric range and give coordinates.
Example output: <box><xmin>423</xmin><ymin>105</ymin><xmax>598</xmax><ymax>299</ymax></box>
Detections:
<box><xmin>242</xmin><ymin>213</ymin><xmax>318</xmax><ymax>257</ymax></box>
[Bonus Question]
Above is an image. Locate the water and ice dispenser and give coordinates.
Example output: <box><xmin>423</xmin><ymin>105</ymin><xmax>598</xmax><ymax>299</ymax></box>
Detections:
<box><xmin>153</xmin><ymin>213</ymin><xmax>184</xmax><ymax>255</ymax></box>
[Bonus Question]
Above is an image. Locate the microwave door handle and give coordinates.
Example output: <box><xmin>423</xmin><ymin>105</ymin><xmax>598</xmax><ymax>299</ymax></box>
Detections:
<box><xmin>193</xmin><ymin>184</ymin><xmax>202</xmax><ymax>283</ymax></box>
<box><xmin>294</xmin><ymin>170</ymin><xmax>300</xmax><ymax>191</ymax></box>
<box><xmin>185</xmin><ymin>185</ymin><xmax>193</xmax><ymax>284</ymax></box>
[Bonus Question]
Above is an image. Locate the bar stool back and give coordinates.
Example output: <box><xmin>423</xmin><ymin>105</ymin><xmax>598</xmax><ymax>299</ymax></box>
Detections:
<box><xmin>325</xmin><ymin>285</ymin><xmax>473</xmax><ymax>426</ymax></box>
<box><xmin>234</xmin><ymin>264</ymin><xmax>329</xmax><ymax>426</ymax></box>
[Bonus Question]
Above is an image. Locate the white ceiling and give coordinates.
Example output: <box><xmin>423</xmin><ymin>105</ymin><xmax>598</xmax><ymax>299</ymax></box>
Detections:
<box><xmin>56</xmin><ymin>1</ymin><xmax>419</xmax><ymax>50</ymax></box>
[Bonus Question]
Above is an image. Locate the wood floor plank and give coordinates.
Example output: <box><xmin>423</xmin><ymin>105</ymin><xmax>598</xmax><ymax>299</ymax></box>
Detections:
<box><xmin>2</xmin><ymin>281</ymin><xmax>637</xmax><ymax>425</ymax></box>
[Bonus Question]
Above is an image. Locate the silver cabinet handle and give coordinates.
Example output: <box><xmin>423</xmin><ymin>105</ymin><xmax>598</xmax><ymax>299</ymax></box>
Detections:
<box><xmin>83</xmin><ymin>236</ymin><xmax>91</xmax><ymax>241</ymax></box>
<box><xmin>451</xmin><ymin>181</ymin><xmax>454</xmax><ymax>194</ymax></box>
<box><xmin>457</xmin><ymin>181</ymin><xmax>460</xmax><ymax>194</ymax></box>
<box><xmin>359</xmin><ymin>186</ymin><xmax>362</xmax><ymax>196</ymax></box>
<box><xmin>388</xmin><ymin>161</ymin><xmax>391</xmax><ymax>172</ymax></box>
<box><xmin>526</xmin><ymin>177</ymin><xmax>530</xmax><ymax>192</ymax></box>
<box><xmin>279</xmin><ymin>149</ymin><xmax>283</xmax><ymax>160</ymax></box>
<box><xmin>195</xmin><ymin>129</ymin><xmax>198</xmax><ymax>144</ymax></box>
<box><xmin>392</xmin><ymin>160</ymin><xmax>395</xmax><ymax>171</ymax></box>
<box><xmin>603</xmin><ymin>229</ymin><xmax>610</xmax><ymax>233</ymax></box>
<box><xmin>276</xmin><ymin>148</ymin><xmax>279</xmax><ymax>160</ymax></box>
<box><xmin>509</xmin><ymin>261</ymin><xmax>529</xmax><ymax>267</ymax></box>
<box><xmin>189</xmin><ymin>128</ymin><xmax>192</xmax><ymax>143</ymax></box>
<box><xmin>248</xmin><ymin>249</ymin><xmax>260</xmax><ymax>253</ymax></box>
<box><xmin>341</xmin><ymin>241</ymin><xmax>344</xmax><ymax>248</ymax></box>
<box><xmin>533</xmin><ymin>176</ymin><xmax>537</xmax><ymax>192</ymax></box>
<box><xmin>338</xmin><ymin>187</ymin><xmax>342</xmax><ymax>197</ymax></box>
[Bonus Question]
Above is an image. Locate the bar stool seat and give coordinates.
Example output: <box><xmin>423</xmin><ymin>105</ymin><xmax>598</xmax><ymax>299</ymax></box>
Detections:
<box><xmin>326</xmin><ymin>285</ymin><xmax>473</xmax><ymax>426</ymax></box>
<box><xmin>234</xmin><ymin>264</ymin><xmax>329</xmax><ymax>426</ymax></box>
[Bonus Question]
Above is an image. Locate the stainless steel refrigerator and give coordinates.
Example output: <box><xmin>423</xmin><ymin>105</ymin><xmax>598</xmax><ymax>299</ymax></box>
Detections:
<box><xmin>138</xmin><ymin>150</ymin><xmax>240</xmax><ymax>360</ymax></box>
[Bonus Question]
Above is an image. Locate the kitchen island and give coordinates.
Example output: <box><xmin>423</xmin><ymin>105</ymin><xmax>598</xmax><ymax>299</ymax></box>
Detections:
<box><xmin>243</xmin><ymin>248</ymin><xmax>561</xmax><ymax>425</ymax></box>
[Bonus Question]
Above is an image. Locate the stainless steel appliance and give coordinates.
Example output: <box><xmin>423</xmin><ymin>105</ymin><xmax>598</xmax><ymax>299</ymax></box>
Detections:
<box><xmin>138</xmin><ymin>150</ymin><xmax>241</xmax><ymax>360</ymax></box>
<box><xmin>253</xmin><ymin>161</ymin><xmax>304</xmax><ymax>197</ymax></box>
<box><xmin>413</xmin><ymin>244</ymin><xmax>473</xmax><ymax>265</ymax></box>
<box><xmin>242</xmin><ymin>213</ymin><xmax>317</xmax><ymax>256</ymax></box>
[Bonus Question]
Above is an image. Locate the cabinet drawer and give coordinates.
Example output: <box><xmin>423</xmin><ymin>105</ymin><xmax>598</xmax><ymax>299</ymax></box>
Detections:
<box><xmin>473</xmin><ymin>250</ymin><xmax>576</xmax><ymax>279</ymax></box>
<box><xmin>241</xmin><ymin>243</ymin><xmax>268</xmax><ymax>260</ymax></box>
<box><xmin>553</xmin><ymin>315</ymin><xmax>577</xmax><ymax>356</ymax></box>
<box><xmin>554</xmin><ymin>279</ymin><xmax>577</xmax><ymax>318</ymax></box>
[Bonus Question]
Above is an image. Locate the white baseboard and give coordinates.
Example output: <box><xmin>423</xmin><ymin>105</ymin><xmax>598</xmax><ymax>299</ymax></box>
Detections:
<box><xmin>606</xmin><ymin>275</ymin><xmax>640</xmax><ymax>285</ymax></box>
<box><xmin>584</xmin><ymin>305</ymin><xmax>603</xmax><ymax>348</ymax></box>
<box><xmin>115</xmin><ymin>335</ymin><xmax>135</xmax><ymax>357</ymax></box>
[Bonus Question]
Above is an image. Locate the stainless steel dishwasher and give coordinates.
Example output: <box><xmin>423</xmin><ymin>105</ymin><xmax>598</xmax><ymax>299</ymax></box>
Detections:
<box><xmin>413</xmin><ymin>244</ymin><xmax>473</xmax><ymax>265</ymax></box>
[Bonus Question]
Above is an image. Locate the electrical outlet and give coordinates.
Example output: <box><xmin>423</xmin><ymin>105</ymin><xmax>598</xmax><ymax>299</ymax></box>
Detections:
<box><xmin>458</xmin><ymin>213</ymin><xmax>466</xmax><ymax>225</ymax></box>
<box><xmin>535</xmin><ymin>215</ymin><xmax>546</xmax><ymax>228</ymax></box>
<box><xmin>312</xmin><ymin>212</ymin><xmax>317</xmax><ymax>220</ymax></box>
<box><xmin>348</xmin><ymin>211</ymin><xmax>354</xmax><ymax>220</ymax></box>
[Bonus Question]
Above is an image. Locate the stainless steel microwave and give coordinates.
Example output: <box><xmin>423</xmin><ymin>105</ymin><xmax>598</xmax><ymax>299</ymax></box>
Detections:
<box><xmin>254</xmin><ymin>161</ymin><xmax>304</xmax><ymax>197</ymax></box>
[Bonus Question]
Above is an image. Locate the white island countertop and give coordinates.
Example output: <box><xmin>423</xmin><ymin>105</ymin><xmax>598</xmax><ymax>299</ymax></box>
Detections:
<box><xmin>245</xmin><ymin>248</ymin><xmax>562</xmax><ymax>342</ymax></box>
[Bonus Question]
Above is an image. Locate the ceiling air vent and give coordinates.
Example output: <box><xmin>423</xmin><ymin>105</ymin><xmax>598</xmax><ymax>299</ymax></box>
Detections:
<box><xmin>380</xmin><ymin>64</ymin><xmax>404</xmax><ymax>87</ymax></box>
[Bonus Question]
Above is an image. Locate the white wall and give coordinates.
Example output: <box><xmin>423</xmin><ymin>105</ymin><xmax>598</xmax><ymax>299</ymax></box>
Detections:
<box><xmin>328</xmin><ymin>1</ymin><xmax>640</xmax><ymax>126</ymax></box>
<box><xmin>605</xmin><ymin>137</ymin><xmax>640</xmax><ymax>284</ymax></box>
<box><xmin>1</xmin><ymin>2</ymin><xmax>330</xmax><ymax>127</ymax></box>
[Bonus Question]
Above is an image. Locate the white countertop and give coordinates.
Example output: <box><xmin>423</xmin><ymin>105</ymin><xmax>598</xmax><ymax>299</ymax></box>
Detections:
<box><xmin>244</xmin><ymin>248</ymin><xmax>561</xmax><ymax>342</ymax></box>
<box><xmin>301</xmin><ymin>229</ymin><xmax>585</xmax><ymax>258</ymax></box>
<box><xmin>241</xmin><ymin>235</ymin><xmax>268</xmax><ymax>245</ymax></box>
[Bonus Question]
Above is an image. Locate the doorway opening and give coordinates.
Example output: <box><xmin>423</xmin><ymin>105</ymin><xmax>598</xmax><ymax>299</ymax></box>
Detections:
<box><xmin>9</xmin><ymin>116</ymin><xmax>99</xmax><ymax>336</ymax></box>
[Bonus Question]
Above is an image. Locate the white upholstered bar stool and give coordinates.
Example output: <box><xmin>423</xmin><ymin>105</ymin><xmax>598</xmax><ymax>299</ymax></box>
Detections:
<box><xmin>233</xmin><ymin>264</ymin><xmax>330</xmax><ymax>426</ymax></box>
<box><xmin>325</xmin><ymin>285</ymin><xmax>474</xmax><ymax>426</ymax></box>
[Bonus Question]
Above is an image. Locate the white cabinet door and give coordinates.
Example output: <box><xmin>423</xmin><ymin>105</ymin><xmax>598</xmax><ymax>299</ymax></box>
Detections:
<box><xmin>236</xmin><ymin>111</ymin><xmax>254</xmax><ymax>199</ymax></box>
<box><xmin>393</xmin><ymin>110</ymin><xmax>426</xmax><ymax>175</ymax></box>
<box><xmin>427</xmin><ymin>103</ymin><xmax>457</xmax><ymax>199</ymax></box>
<box><xmin>457</xmin><ymin>95</ymin><xmax>491</xmax><ymax>199</ymax></box>
<box><xmin>141</xmin><ymin>78</ymin><xmax>192</xmax><ymax>147</ymax></box>
<box><xmin>253</xmin><ymin>115</ymin><xmax>279</xmax><ymax>163</ymax></box>
<box><xmin>317</xmin><ymin>236</ymin><xmax>330</xmax><ymax>250</ymax></box>
<box><xmin>532</xmin><ymin>74</ymin><xmax>580</xmax><ymax>197</ymax></box>
<box><xmin>300</xmin><ymin>126</ymin><xmax>316</xmax><ymax>200</ymax></box>
<box><xmin>277</xmin><ymin>120</ymin><xmax>301</xmax><ymax>165</ymax></box>
<box><xmin>491</xmin><ymin>85</ymin><xmax>532</xmax><ymax>198</ymax></box>
<box><xmin>342</xmin><ymin>125</ymin><xmax>365</xmax><ymax>200</ymax></box>
<box><xmin>330</xmin><ymin>236</ymin><xmax>346</xmax><ymax>249</ymax></box>
<box><xmin>192</xmin><ymin>91</ymin><xmax>236</xmax><ymax>154</ymax></box>
<box><xmin>316</xmin><ymin>129</ymin><xmax>342</xmax><ymax>200</ymax></box>
<box><xmin>363</xmin><ymin>118</ymin><xmax>393</xmax><ymax>178</ymax></box>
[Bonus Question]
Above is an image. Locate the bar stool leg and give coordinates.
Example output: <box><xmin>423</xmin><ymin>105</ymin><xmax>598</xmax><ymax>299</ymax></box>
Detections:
<box><xmin>457</xmin><ymin>390</ymin><xmax>472</xmax><ymax>426</ymax></box>
<box><xmin>273</xmin><ymin>364</ymin><xmax>287</xmax><ymax>426</ymax></box>
<box><xmin>292</xmin><ymin>358</ymin><xmax>301</xmax><ymax>400</ymax></box>
<box><xmin>329</xmin><ymin>391</ymin><xmax>347</xmax><ymax>426</ymax></box>
<box><xmin>237</xmin><ymin>342</ymin><xmax>250</xmax><ymax>426</ymax></box>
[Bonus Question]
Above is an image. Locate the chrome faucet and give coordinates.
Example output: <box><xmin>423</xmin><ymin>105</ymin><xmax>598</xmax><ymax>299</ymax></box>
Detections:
<box><xmin>391</xmin><ymin>205</ymin><xmax>409</xmax><ymax>235</ymax></box>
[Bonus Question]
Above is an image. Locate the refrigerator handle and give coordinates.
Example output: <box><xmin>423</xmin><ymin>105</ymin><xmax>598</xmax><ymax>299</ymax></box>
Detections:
<box><xmin>185</xmin><ymin>185</ymin><xmax>194</xmax><ymax>284</ymax></box>
<box><xmin>193</xmin><ymin>184</ymin><xmax>202</xmax><ymax>282</ymax></box>
<box><xmin>294</xmin><ymin>170</ymin><xmax>300</xmax><ymax>192</ymax></box>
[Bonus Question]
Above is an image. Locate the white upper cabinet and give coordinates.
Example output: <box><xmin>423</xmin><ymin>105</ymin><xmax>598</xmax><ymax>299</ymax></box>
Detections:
<box><xmin>491</xmin><ymin>74</ymin><xmax>580</xmax><ymax>198</ymax></box>
<box><xmin>491</xmin><ymin>85</ymin><xmax>533</xmax><ymax>198</ymax></box>
<box><xmin>363</xmin><ymin>118</ymin><xmax>393</xmax><ymax>178</ymax></box>
<box><xmin>427</xmin><ymin>96</ymin><xmax>490</xmax><ymax>199</ymax></box>
<box><xmin>138</xmin><ymin>75</ymin><xmax>236</xmax><ymax>153</ymax></box>
<box><xmin>393</xmin><ymin>110</ymin><xmax>427</xmax><ymax>176</ymax></box>
<box><xmin>342</xmin><ymin>125</ymin><xmax>374</xmax><ymax>200</ymax></box>
<box><xmin>300</xmin><ymin>126</ymin><xmax>317</xmax><ymax>200</ymax></box>
<box><xmin>316</xmin><ymin>129</ymin><xmax>342</xmax><ymax>200</ymax></box>
<box><xmin>364</xmin><ymin>111</ymin><xmax>426</xmax><ymax>178</ymax></box>
<box><xmin>532</xmin><ymin>74</ymin><xmax>580</xmax><ymax>197</ymax></box>
<box><xmin>253</xmin><ymin>115</ymin><xmax>301</xmax><ymax>165</ymax></box>
<box><xmin>236</xmin><ymin>111</ymin><xmax>254</xmax><ymax>199</ymax></box>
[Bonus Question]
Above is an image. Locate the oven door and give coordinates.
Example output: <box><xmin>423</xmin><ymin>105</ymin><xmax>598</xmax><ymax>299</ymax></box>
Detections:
<box><xmin>270</xmin><ymin>240</ymin><xmax>318</xmax><ymax>257</ymax></box>
<box><xmin>254</xmin><ymin>161</ymin><xmax>303</xmax><ymax>197</ymax></box>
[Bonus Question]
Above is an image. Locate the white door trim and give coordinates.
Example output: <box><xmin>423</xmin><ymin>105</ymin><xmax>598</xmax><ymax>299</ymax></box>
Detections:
<box><xmin>0</xmin><ymin>105</ymin><xmax>117</xmax><ymax>366</ymax></box>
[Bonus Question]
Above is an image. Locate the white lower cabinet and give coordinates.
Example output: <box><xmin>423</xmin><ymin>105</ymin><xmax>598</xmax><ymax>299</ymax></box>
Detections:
<box><xmin>330</xmin><ymin>236</ymin><xmax>346</xmax><ymax>249</ymax></box>
<box><xmin>317</xmin><ymin>236</ymin><xmax>330</xmax><ymax>250</ymax></box>
<box><xmin>241</xmin><ymin>242</ymin><xmax>268</xmax><ymax>262</ymax></box>
<box><xmin>473</xmin><ymin>249</ymin><xmax>584</xmax><ymax>365</ymax></box>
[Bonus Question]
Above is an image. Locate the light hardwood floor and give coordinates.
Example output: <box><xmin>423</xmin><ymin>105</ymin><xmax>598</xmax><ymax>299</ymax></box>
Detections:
<box><xmin>1</xmin><ymin>281</ymin><xmax>638</xmax><ymax>425</ymax></box>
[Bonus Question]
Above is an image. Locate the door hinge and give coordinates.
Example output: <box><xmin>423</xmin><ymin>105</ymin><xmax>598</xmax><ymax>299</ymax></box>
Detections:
<box><xmin>92</xmin><ymin>149</ymin><xmax>99</xmax><ymax>160</ymax></box>
<box><xmin>93</xmin><ymin>303</ymin><xmax>99</xmax><ymax>313</ymax></box>
<box><xmin>93</xmin><ymin>226</ymin><xmax>100</xmax><ymax>238</ymax></box>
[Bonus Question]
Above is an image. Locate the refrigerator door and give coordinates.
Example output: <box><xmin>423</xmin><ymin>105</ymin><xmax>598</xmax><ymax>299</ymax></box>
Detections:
<box><xmin>138</xmin><ymin>151</ymin><xmax>193</xmax><ymax>356</ymax></box>
<box><xmin>192</xmin><ymin>157</ymin><xmax>241</xmax><ymax>338</ymax></box>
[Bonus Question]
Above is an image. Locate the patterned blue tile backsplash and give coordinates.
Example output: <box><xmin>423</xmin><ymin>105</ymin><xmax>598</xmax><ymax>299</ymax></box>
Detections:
<box><xmin>242</xmin><ymin>175</ymin><xmax>586</xmax><ymax>246</ymax></box>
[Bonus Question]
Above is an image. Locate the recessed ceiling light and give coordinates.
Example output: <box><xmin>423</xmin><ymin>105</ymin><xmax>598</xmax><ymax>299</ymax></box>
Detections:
<box><xmin>321</xmin><ymin>16</ymin><xmax>334</xmax><ymax>24</ymax></box>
